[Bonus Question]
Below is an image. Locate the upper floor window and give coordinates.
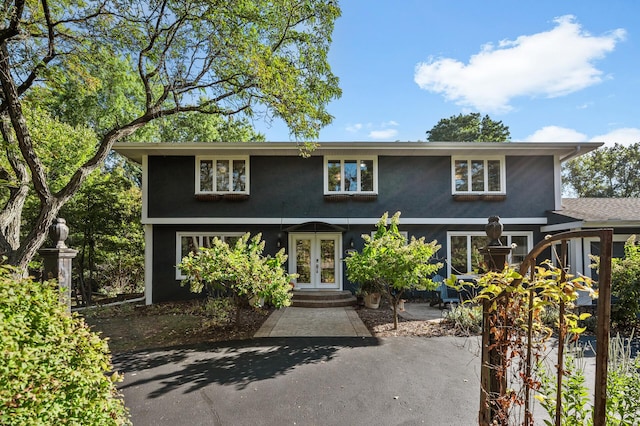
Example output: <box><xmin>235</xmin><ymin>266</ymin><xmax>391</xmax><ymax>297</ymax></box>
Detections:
<box><xmin>452</xmin><ymin>157</ymin><xmax>504</xmax><ymax>194</ymax></box>
<box><xmin>324</xmin><ymin>157</ymin><xmax>377</xmax><ymax>194</ymax></box>
<box><xmin>197</xmin><ymin>156</ymin><xmax>249</xmax><ymax>194</ymax></box>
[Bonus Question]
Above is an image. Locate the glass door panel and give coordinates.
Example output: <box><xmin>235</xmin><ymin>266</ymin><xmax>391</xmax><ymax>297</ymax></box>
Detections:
<box><xmin>320</xmin><ymin>239</ymin><xmax>336</xmax><ymax>285</ymax></box>
<box><xmin>295</xmin><ymin>238</ymin><xmax>312</xmax><ymax>285</ymax></box>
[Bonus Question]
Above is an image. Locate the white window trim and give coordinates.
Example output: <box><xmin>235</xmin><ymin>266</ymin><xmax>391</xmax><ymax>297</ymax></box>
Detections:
<box><xmin>195</xmin><ymin>155</ymin><xmax>250</xmax><ymax>194</ymax></box>
<box><xmin>324</xmin><ymin>156</ymin><xmax>378</xmax><ymax>194</ymax></box>
<box><xmin>451</xmin><ymin>156</ymin><xmax>506</xmax><ymax>195</ymax></box>
<box><xmin>446</xmin><ymin>231</ymin><xmax>533</xmax><ymax>278</ymax></box>
<box><xmin>175</xmin><ymin>232</ymin><xmax>245</xmax><ymax>279</ymax></box>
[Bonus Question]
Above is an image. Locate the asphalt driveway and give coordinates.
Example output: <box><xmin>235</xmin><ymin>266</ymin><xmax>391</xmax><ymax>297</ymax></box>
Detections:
<box><xmin>115</xmin><ymin>335</ymin><xmax>484</xmax><ymax>426</ymax></box>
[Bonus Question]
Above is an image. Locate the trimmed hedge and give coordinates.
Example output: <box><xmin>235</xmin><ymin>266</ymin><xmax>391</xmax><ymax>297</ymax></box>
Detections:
<box><xmin>0</xmin><ymin>265</ymin><xmax>130</xmax><ymax>425</ymax></box>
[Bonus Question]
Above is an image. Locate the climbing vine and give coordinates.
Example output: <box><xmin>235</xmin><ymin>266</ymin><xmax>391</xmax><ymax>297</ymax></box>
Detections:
<box><xmin>447</xmin><ymin>261</ymin><xmax>595</xmax><ymax>425</ymax></box>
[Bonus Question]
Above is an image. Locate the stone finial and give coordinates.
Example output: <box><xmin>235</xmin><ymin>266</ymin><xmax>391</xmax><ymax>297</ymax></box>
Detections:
<box><xmin>485</xmin><ymin>215</ymin><xmax>503</xmax><ymax>246</ymax></box>
<box><xmin>49</xmin><ymin>218</ymin><xmax>69</xmax><ymax>248</ymax></box>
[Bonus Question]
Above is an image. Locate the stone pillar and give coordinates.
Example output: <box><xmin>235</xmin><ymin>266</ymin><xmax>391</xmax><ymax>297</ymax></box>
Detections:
<box><xmin>39</xmin><ymin>218</ymin><xmax>78</xmax><ymax>313</ymax></box>
<box><xmin>478</xmin><ymin>216</ymin><xmax>513</xmax><ymax>425</ymax></box>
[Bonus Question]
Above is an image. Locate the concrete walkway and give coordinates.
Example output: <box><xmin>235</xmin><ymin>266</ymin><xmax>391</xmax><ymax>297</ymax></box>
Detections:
<box><xmin>254</xmin><ymin>303</ymin><xmax>447</xmax><ymax>338</ymax></box>
<box><xmin>254</xmin><ymin>307</ymin><xmax>371</xmax><ymax>337</ymax></box>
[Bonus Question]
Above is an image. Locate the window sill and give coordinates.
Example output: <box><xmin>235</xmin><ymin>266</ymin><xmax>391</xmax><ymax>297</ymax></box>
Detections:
<box><xmin>194</xmin><ymin>193</ymin><xmax>222</xmax><ymax>201</ymax></box>
<box><xmin>324</xmin><ymin>193</ymin><xmax>377</xmax><ymax>202</ymax></box>
<box><xmin>452</xmin><ymin>193</ymin><xmax>506</xmax><ymax>201</ymax></box>
<box><xmin>195</xmin><ymin>193</ymin><xmax>249</xmax><ymax>201</ymax></box>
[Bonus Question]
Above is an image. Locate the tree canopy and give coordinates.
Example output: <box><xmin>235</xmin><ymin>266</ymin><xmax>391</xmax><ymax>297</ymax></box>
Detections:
<box><xmin>563</xmin><ymin>143</ymin><xmax>640</xmax><ymax>197</ymax></box>
<box><xmin>426</xmin><ymin>113</ymin><xmax>510</xmax><ymax>142</ymax></box>
<box><xmin>0</xmin><ymin>0</ymin><xmax>342</xmax><ymax>270</ymax></box>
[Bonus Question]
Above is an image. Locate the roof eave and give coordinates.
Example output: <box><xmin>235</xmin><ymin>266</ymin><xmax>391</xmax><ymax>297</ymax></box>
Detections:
<box><xmin>112</xmin><ymin>141</ymin><xmax>604</xmax><ymax>164</ymax></box>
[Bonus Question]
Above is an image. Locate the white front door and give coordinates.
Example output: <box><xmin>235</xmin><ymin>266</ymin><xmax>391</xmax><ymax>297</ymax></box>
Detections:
<box><xmin>289</xmin><ymin>233</ymin><xmax>341</xmax><ymax>290</ymax></box>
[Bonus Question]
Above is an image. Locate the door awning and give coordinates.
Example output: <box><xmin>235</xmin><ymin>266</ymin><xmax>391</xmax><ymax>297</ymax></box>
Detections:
<box><xmin>283</xmin><ymin>221</ymin><xmax>346</xmax><ymax>233</ymax></box>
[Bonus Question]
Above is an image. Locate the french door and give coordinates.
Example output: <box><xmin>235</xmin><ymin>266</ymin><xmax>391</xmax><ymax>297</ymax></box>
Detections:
<box><xmin>289</xmin><ymin>233</ymin><xmax>341</xmax><ymax>290</ymax></box>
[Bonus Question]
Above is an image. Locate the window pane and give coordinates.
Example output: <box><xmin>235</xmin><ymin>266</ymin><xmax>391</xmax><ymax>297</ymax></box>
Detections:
<box><xmin>471</xmin><ymin>236</ymin><xmax>487</xmax><ymax>271</ymax></box>
<box><xmin>488</xmin><ymin>160</ymin><xmax>501</xmax><ymax>192</ymax></box>
<box><xmin>455</xmin><ymin>160</ymin><xmax>468</xmax><ymax>191</ymax></box>
<box><xmin>510</xmin><ymin>235</ymin><xmax>529</xmax><ymax>266</ymax></box>
<box><xmin>200</xmin><ymin>160</ymin><xmax>213</xmax><ymax>192</ymax></box>
<box><xmin>216</xmin><ymin>160</ymin><xmax>230</xmax><ymax>191</ymax></box>
<box><xmin>202</xmin><ymin>236</ymin><xmax>215</xmax><ymax>249</ymax></box>
<box><xmin>232</xmin><ymin>160</ymin><xmax>246</xmax><ymax>192</ymax></box>
<box><xmin>296</xmin><ymin>239</ymin><xmax>312</xmax><ymax>283</ymax></box>
<box><xmin>224</xmin><ymin>236</ymin><xmax>240</xmax><ymax>248</ymax></box>
<box><xmin>344</xmin><ymin>160</ymin><xmax>357</xmax><ymax>191</ymax></box>
<box><xmin>360</xmin><ymin>160</ymin><xmax>374</xmax><ymax>191</ymax></box>
<box><xmin>327</xmin><ymin>160</ymin><xmax>341</xmax><ymax>192</ymax></box>
<box><xmin>320</xmin><ymin>239</ymin><xmax>335</xmax><ymax>283</ymax></box>
<box><xmin>471</xmin><ymin>160</ymin><xmax>485</xmax><ymax>192</ymax></box>
<box><xmin>450</xmin><ymin>236</ymin><xmax>468</xmax><ymax>274</ymax></box>
<box><xmin>181</xmin><ymin>236</ymin><xmax>199</xmax><ymax>259</ymax></box>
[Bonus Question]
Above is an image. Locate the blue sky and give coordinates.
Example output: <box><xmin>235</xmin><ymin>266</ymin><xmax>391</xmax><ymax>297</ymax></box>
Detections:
<box><xmin>256</xmin><ymin>0</ymin><xmax>639</xmax><ymax>147</ymax></box>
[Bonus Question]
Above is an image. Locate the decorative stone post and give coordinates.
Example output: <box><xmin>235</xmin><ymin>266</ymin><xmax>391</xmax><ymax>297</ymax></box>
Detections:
<box><xmin>39</xmin><ymin>218</ymin><xmax>78</xmax><ymax>313</ymax></box>
<box><xmin>478</xmin><ymin>216</ymin><xmax>513</xmax><ymax>425</ymax></box>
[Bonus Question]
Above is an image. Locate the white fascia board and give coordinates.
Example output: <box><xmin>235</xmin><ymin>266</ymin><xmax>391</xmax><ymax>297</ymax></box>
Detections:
<box><xmin>142</xmin><ymin>217</ymin><xmax>548</xmax><ymax>226</ymax></box>
<box><xmin>540</xmin><ymin>221</ymin><xmax>585</xmax><ymax>233</ymax></box>
<box><xmin>541</xmin><ymin>220</ymin><xmax>640</xmax><ymax>233</ymax></box>
<box><xmin>113</xmin><ymin>141</ymin><xmax>604</xmax><ymax>164</ymax></box>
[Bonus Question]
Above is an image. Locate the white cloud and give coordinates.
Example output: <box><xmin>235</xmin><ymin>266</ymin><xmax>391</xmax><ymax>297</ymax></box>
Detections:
<box><xmin>523</xmin><ymin>126</ymin><xmax>640</xmax><ymax>147</ymax></box>
<box><xmin>345</xmin><ymin>123</ymin><xmax>363</xmax><ymax>133</ymax></box>
<box><xmin>382</xmin><ymin>120</ymin><xmax>399</xmax><ymax>127</ymax></box>
<box><xmin>523</xmin><ymin>126</ymin><xmax>587</xmax><ymax>142</ymax></box>
<box><xmin>590</xmin><ymin>128</ymin><xmax>640</xmax><ymax>147</ymax></box>
<box><xmin>414</xmin><ymin>15</ymin><xmax>626</xmax><ymax>113</ymax></box>
<box><xmin>369</xmin><ymin>129</ymin><xmax>398</xmax><ymax>139</ymax></box>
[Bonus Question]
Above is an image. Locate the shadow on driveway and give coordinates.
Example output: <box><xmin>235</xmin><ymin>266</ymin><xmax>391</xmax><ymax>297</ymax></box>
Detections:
<box><xmin>115</xmin><ymin>336</ymin><xmax>482</xmax><ymax>426</ymax></box>
<box><xmin>115</xmin><ymin>337</ymin><xmax>381</xmax><ymax>395</ymax></box>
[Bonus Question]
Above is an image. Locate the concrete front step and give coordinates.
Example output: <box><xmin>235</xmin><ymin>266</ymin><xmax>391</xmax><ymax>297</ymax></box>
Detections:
<box><xmin>291</xmin><ymin>290</ymin><xmax>357</xmax><ymax>308</ymax></box>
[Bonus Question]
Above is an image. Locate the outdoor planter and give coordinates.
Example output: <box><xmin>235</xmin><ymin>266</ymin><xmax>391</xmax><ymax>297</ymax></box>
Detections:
<box><xmin>397</xmin><ymin>299</ymin><xmax>406</xmax><ymax>311</ymax></box>
<box><xmin>364</xmin><ymin>293</ymin><xmax>381</xmax><ymax>309</ymax></box>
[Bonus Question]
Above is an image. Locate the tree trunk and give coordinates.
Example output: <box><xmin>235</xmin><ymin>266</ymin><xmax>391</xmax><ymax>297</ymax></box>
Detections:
<box><xmin>392</xmin><ymin>297</ymin><xmax>399</xmax><ymax>330</ymax></box>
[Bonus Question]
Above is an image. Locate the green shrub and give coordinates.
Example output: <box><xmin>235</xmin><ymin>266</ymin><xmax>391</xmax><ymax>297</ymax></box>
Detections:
<box><xmin>179</xmin><ymin>233</ymin><xmax>295</xmax><ymax>327</ymax></box>
<box><xmin>202</xmin><ymin>297</ymin><xmax>234</xmax><ymax>327</ymax></box>
<box><xmin>540</xmin><ymin>306</ymin><xmax>560</xmax><ymax>329</ymax></box>
<box><xmin>442</xmin><ymin>304</ymin><xmax>482</xmax><ymax>334</ymax></box>
<box><xmin>537</xmin><ymin>335</ymin><xmax>640</xmax><ymax>425</ymax></box>
<box><xmin>592</xmin><ymin>235</ymin><xmax>640</xmax><ymax>325</ymax></box>
<box><xmin>0</xmin><ymin>265</ymin><xmax>130</xmax><ymax>425</ymax></box>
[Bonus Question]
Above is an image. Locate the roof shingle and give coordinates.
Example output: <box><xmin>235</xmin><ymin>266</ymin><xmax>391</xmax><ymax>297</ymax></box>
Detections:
<box><xmin>557</xmin><ymin>198</ymin><xmax>640</xmax><ymax>221</ymax></box>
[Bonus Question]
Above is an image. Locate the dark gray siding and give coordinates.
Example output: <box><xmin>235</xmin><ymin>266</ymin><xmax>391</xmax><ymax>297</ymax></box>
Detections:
<box><xmin>147</xmin><ymin>153</ymin><xmax>555</xmax><ymax>302</ymax></box>
<box><xmin>147</xmin><ymin>155</ymin><xmax>556</xmax><ymax>219</ymax></box>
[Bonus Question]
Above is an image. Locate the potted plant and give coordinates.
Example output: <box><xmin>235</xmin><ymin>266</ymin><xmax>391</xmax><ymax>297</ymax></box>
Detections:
<box><xmin>359</xmin><ymin>280</ymin><xmax>382</xmax><ymax>309</ymax></box>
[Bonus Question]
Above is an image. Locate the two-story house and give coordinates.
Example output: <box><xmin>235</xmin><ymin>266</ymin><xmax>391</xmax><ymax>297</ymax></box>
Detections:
<box><xmin>113</xmin><ymin>141</ymin><xmax>602</xmax><ymax>304</ymax></box>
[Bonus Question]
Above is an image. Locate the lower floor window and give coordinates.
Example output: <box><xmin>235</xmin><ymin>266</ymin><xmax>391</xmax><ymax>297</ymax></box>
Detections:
<box><xmin>447</xmin><ymin>232</ymin><xmax>532</xmax><ymax>277</ymax></box>
<box><xmin>175</xmin><ymin>232</ymin><xmax>243</xmax><ymax>279</ymax></box>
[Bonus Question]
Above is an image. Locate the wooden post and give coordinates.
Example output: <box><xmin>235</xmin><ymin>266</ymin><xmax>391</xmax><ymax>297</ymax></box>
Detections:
<box><xmin>593</xmin><ymin>230</ymin><xmax>612</xmax><ymax>426</ymax></box>
<box><xmin>478</xmin><ymin>216</ymin><xmax>512</xmax><ymax>425</ymax></box>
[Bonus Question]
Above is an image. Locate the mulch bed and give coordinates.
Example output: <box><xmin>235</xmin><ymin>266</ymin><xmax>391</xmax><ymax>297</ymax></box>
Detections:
<box><xmin>82</xmin><ymin>298</ymin><xmax>474</xmax><ymax>353</ymax></box>
<box><xmin>354</xmin><ymin>299</ymin><xmax>467</xmax><ymax>338</ymax></box>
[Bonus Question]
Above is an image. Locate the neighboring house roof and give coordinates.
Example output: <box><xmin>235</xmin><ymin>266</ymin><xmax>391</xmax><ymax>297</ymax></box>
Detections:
<box><xmin>543</xmin><ymin>198</ymin><xmax>640</xmax><ymax>232</ymax></box>
<box><xmin>113</xmin><ymin>141</ymin><xmax>602</xmax><ymax>164</ymax></box>
<box><xmin>558</xmin><ymin>198</ymin><xmax>640</xmax><ymax>221</ymax></box>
